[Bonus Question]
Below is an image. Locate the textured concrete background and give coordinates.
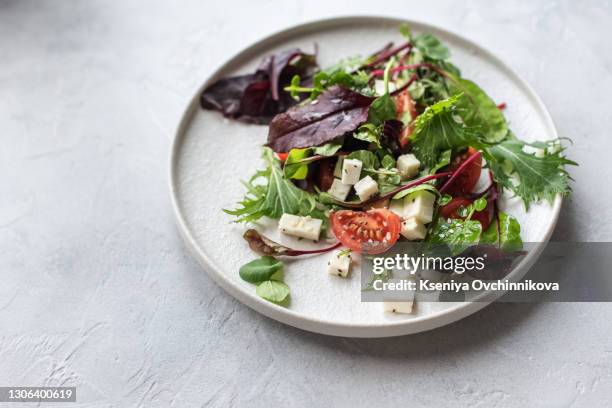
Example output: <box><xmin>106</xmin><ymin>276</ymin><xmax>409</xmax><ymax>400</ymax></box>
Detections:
<box><xmin>1</xmin><ymin>0</ymin><xmax>611</xmax><ymax>407</ymax></box>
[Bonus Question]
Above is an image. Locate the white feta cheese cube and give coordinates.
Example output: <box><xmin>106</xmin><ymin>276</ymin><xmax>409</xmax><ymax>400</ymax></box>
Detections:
<box><xmin>327</xmin><ymin>178</ymin><xmax>351</xmax><ymax>201</ymax></box>
<box><xmin>341</xmin><ymin>159</ymin><xmax>363</xmax><ymax>185</ymax></box>
<box><xmin>383</xmin><ymin>300</ymin><xmax>414</xmax><ymax>314</ymax></box>
<box><xmin>382</xmin><ymin>281</ymin><xmax>416</xmax><ymax>314</ymax></box>
<box><xmin>400</xmin><ymin>217</ymin><xmax>427</xmax><ymax>240</ymax></box>
<box><xmin>388</xmin><ymin>199</ymin><xmax>404</xmax><ymax>218</ymax></box>
<box><xmin>278</xmin><ymin>213</ymin><xmax>322</xmax><ymax>241</ymax></box>
<box><xmin>396</xmin><ymin>154</ymin><xmax>421</xmax><ymax>179</ymax></box>
<box><xmin>403</xmin><ymin>190</ymin><xmax>435</xmax><ymax>223</ymax></box>
<box><xmin>354</xmin><ymin>176</ymin><xmax>378</xmax><ymax>201</ymax></box>
<box><xmin>327</xmin><ymin>250</ymin><xmax>352</xmax><ymax>277</ymax></box>
<box><xmin>333</xmin><ymin>157</ymin><xmax>344</xmax><ymax>178</ymax></box>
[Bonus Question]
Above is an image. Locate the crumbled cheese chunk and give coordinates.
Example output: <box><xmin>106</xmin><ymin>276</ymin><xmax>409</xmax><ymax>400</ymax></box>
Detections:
<box><xmin>400</xmin><ymin>217</ymin><xmax>427</xmax><ymax>240</ymax></box>
<box><xmin>327</xmin><ymin>250</ymin><xmax>352</xmax><ymax>277</ymax></box>
<box><xmin>327</xmin><ymin>178</ymin><xmax>351</xmax><ymax>201</ymax></box>
<box><xmin>396</xmin><ymin>154</ymin><xmax>421</xmax><ymax>179</ymax></box>
<box><xmin>354</xmin><ymin>176</ymin><xmax>378</xmax><ymax>201</ymax></box>
<box><xmin>341</xmin><ymin>158</ymin><xmax>363</xmax><ymax>185</ymax></box>
<box><xmin>382</xmin><ymin>279</ymin><xmax>416</xmax><ymax>314</ymax></box>
<box><xmin>403</xmin><ymin>190</ymin><xmax>435</xmax><ymax>223</ymax></box>
<box><xmin>383</xmin><ymin>300</ymin><xmax>414</xmax><ymax>314</ymax></box>
<box><xmin>333</xmin><ymin>157</ymin><xmax>344</xmax><ymax>178</ymax></box>
<box><xmin>388</xmin><ymin>199</ymin><xmax>404</xmax><ymax>218</ymax></box>
<box><xmin>278</xmin><ymin>213</ymin><xmax>322</xmax><ymax>241</ymax></box>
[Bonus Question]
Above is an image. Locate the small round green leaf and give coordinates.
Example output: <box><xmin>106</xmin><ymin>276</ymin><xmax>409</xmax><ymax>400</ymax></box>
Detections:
<box><xmin>256</xmin><ymin>280</ymin><xmax>290</xmax><ymax>304</ymax></box>
<box><xmin>239</xmin><ymin>256</ymin><xmax>283</xmax><ymax>284</ymax></box>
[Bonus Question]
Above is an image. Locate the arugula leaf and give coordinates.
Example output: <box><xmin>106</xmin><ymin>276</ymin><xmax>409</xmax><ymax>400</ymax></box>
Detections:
<box><xmin>446</xmin><ymin>74</ymin><xmax>509</xmax><ymax>143</ymax></box>
<box><xmin>413</xmin><ymin>34</ymin><xmax>450</xmax><ymax>60</ymax></box>
<box><xmin>239</xmin><ymin>256</ymin><xmax>284</xmax><ymax>283</ymax></box>
<box><xmin>411</xmin><ymin>94</ymin><xmax>482</xmax><ymax>168</ymax></box>
<box><xmin>483</xmin><ymin>140</ymin><xmax>577</xmax><ymax>208</ymax></box>
<box><xmin>256</xmin><ymin>280</ymin><xmax>290</xmax><ymax>304</ymax></box>
<box><xmin>481</xmin><ymin>212</ymin><xmax>523</xmax><ymax>251</ymax></box>
<box><xmin>224</xmin><ymin>148</ymin><xmax>317</xmax><ymax>222</ymax></box>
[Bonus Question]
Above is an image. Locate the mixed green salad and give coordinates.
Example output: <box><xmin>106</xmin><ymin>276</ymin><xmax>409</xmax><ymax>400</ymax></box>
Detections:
<box><xmin>201</xmin><ymin>24</ymin><xmax>576</xmax><ymax>308</ymax></box>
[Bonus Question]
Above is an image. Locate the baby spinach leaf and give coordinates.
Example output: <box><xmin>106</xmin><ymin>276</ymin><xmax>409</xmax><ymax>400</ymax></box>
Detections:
<box><xmin>239</xmin><ymin>256</ymin><xmax>284</xmax><ymax>283</ymax></box>
<box><xmin>414</xmin><ymin>34</ymin><xmax>450</xmax><ymax>60</ymax></box>
<box><xmin>369</xmin><ymin>93</ymin><xmax>397</xmax><ymax>126</ymax></box>
<box><xmin>256</xmin><ymin>280</ymin><xmax>290</xmax><ymax>304</ymax></box>
<box><xmin>446</xmin><ymin>74</ymin><xmax>509</xmax><ymax>143</ymax></box>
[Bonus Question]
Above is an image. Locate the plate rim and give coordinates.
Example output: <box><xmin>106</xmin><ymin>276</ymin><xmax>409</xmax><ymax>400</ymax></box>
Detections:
<box><xmin>169</xmin><ymin>15</ymin><xmax>562</xmax><ymax>338</ymax></box>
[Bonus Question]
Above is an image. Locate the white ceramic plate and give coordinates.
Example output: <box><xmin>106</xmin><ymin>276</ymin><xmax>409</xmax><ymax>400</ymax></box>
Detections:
<box><xmin>170</xmin><ymin>16</ymin><xmax>561</xmax><ymax>337</ymax></box>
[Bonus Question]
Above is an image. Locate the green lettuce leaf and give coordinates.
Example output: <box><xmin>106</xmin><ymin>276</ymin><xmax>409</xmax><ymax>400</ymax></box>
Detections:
<box><xmin>446</xmin><ymin>74</ymin><xmax>509</xmax><ymax>143</ymax></box>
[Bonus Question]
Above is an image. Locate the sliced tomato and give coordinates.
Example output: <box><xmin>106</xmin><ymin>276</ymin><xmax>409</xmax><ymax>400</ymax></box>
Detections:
<box><xmin>440</xmin><ymin>197</ymin><xmax>493</xmax><ymax>230</ymax></box>
<box><xmin>277</xmin><ymin>152</ymin><xmax>289</xmax><ymax>162</ymax></box>
<box><xmin>395</xmin><ymin>89</ymin><xmax>417</xmax><ymax>148</ymax></box>
<box><xmin>330</xmin><ymin>209</ymin><xmax>401</xmax><ymax>254</ymax></box>
<box><xmin>446</xmin><ymin>147</ymin><xmax>482</xmax><ymax>195</ymax></box>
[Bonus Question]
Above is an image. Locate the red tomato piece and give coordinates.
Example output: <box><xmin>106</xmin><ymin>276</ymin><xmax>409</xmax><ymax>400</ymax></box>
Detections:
<box><xmin>445</xmin><ymin>147</ymin><xmax>482</xmax><ymax>195</ymax></box>
<box><xmin>395</xmin><ymin>89</ymin><xmax>417</xmax><ymax>148</ymax></box>
<box><xmin>330</xmin><ymin>209</ymin><xmax>401</xmax><ymax>254</ymax></box>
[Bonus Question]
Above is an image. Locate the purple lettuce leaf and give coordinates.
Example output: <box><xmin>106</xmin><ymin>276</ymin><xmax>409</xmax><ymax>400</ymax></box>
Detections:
<box><xmin>266</xmin><ymin>86</ymin><xmax>374</xmax><ymax>152</ymax></box>
<box><xmin>200</xmin><ymin>48</ymin><xmax>317</xmax><ymax>124</ymax></box>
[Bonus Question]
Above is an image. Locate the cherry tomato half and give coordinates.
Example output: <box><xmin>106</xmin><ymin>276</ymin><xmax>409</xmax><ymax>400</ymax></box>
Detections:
<box><xmin>277</xmin><ymin>152</ymin><xmax>289</xmax><ymax>162</ymax></box>
<box><xmin>395</xmin><ymin>89</ymin><xmax>417</xmax><ymax>148</ymax></box>
<box><xmin>440</xmin><ymin>197</ymin><xmax>493</xmax><ymax>230</ymax></box>
<box><xmin>446</xmin><ymin>147</ymin><xmax>482</xmax><ymax>195</ymax></box>
<box><xmin>330</xmin><ymin>209</ymin><xmax>401</xmax><ymax>254</ymax></box>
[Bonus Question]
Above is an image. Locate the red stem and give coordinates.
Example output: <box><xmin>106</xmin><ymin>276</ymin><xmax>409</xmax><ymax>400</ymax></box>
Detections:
<box><xmin>364</xmin><ymin>42</ymin><xmax>412</xmax><ymax>68</ymax></box>
<box><xmin>390</xmin><ymin>74</ymin><xmax>418</xmax><ymax>96</ymax></box>
<box><xmin>286</xmin><ymin>241</ymin><xmax>342</xmax><ymax>256</ymax></box>
<box><xmin>439</xmin><ymin>151</ymin><xmax>482</xmax><ymax>194</ymax></box>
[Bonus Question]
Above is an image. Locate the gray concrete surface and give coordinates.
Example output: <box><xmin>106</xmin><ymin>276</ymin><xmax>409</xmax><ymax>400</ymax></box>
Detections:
<box><xmin>1</xmin><ymin>1</ymin><xmax>610</xmax><ymax>406</ymax></box>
